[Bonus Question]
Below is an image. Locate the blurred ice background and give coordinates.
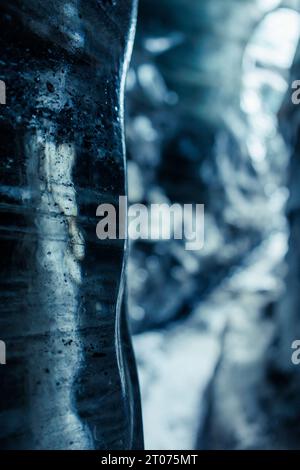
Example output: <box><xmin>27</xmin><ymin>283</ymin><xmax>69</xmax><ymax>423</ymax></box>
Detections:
<box><xmin>125</xmin><ymin>0</ymin><xmax>300</xmax><ymax>449</ymax></box>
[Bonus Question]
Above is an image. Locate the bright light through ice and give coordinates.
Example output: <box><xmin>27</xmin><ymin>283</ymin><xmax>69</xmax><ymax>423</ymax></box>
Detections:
<box><xmin>247</xmin><ymin>9</ymin><xmax>300</xmax><ymax>69</ymax></box>
<box><xmin>241</xmin><ymin>8</ymin><xmax>300</xmax><ymax>167</ymax></box>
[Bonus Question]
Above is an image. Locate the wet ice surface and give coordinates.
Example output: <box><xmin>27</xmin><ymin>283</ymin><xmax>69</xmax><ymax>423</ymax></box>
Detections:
<box><xmin>0</xmin><ymin>0</ymin><xmax>143</xmax><ymax>450</ymax></box>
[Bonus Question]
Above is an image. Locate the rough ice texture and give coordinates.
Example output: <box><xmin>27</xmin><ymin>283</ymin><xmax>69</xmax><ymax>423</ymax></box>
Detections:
<box><xmin>0</xmin><ymin>0</ymin><xmax>143</xmax><ymax>450</ymax></box>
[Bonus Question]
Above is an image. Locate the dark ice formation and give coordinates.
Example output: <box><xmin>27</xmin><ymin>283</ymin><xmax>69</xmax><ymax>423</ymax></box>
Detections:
<box><xmin>0</xmin><ymin>0</ymin><xmax>143</xmax><ymax>449</ymax></box>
